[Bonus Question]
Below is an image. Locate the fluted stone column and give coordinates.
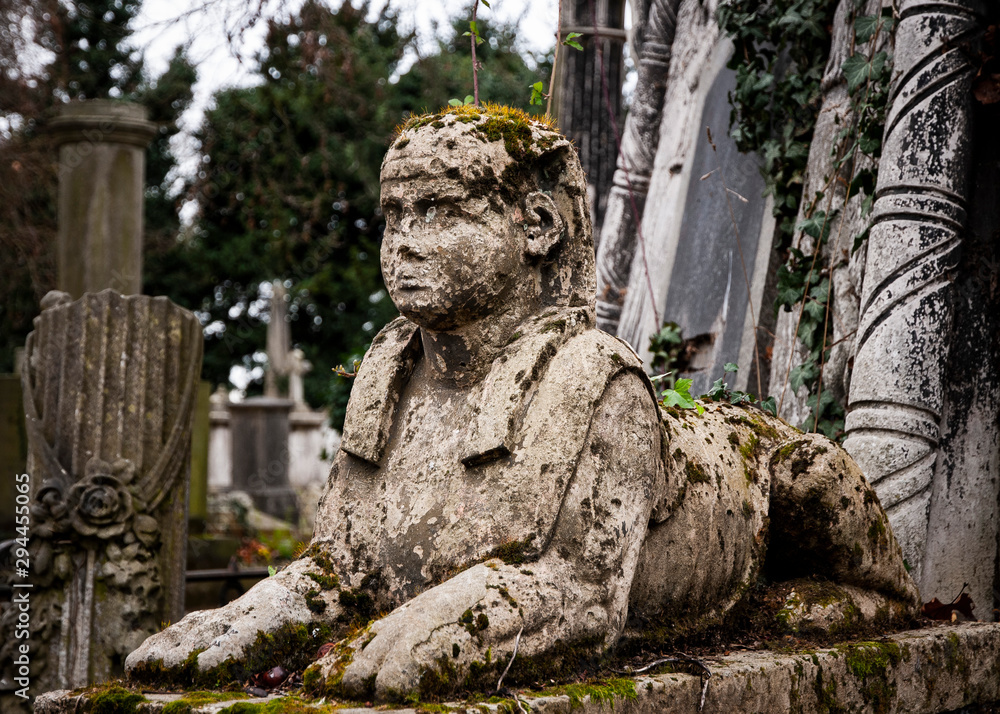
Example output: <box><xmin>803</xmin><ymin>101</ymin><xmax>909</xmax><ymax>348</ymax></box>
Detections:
<box><xmin>843</xmin><ymin>0</ymin><xmax>981</xmax><ymax>584</ymax></box>
<box><xmin>48</xmin><ymin>100</ymin><xmax>157</xmax><ymax>298</ymax></box>
<box><xmin>0</xmin><ymin>290</ymin><xmax>202</xmax><ymax>707</ymax></box>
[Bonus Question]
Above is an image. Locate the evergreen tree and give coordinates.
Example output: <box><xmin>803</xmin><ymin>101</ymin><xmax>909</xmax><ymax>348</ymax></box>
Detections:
<box><xmin>54</xmin><ymin>0</ymin><xmax>144</xmax><ymax>99</ymax></box>
<box><xmin>396</xmin><ymin>4</ymin><xmax>552</xmax><ymax>116</ymax></box>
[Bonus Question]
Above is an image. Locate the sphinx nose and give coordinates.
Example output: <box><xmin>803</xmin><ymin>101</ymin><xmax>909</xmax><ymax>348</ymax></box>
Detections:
<box><xmin>396</xmin><ymin>235</ymin><xmax>431</xmax><ymax>260</ymax></box>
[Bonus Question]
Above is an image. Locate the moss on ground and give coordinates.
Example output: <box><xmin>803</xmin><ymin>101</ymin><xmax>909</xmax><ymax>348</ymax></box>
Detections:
<box><xmin>88</xmin><ymin>686</ymin><xmax>146</xmax><ymax>714</ymax></box>
<box><xmin>162</xmin><ymin>691</ymin><xmax>250</xmax><ymax>714</ymax></box>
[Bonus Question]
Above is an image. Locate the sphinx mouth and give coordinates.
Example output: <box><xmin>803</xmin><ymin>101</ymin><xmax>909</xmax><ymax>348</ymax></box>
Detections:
<box><xmin>395</xmin><ymin>276</ymin><xmax>427</xmax><ymax>290</ymax></box>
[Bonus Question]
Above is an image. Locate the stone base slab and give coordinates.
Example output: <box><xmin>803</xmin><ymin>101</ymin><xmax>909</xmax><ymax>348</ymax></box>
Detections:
<box><xmin>34</xmin><ymin>622</ymin><xmax>1000</xmax><ymax>713</ymax></box>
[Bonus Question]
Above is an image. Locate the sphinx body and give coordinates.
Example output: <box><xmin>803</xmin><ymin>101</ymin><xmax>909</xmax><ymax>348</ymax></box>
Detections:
<box><xmin>126</xmin><ymin>107</ymin><xmax>919</xmax><ymax>700</ymax></box>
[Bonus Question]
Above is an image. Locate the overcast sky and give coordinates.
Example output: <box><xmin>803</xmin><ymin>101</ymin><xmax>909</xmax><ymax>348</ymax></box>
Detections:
<box><xmin>132</xmin><ymin>0</ymin><xmax>559</xmax><ymax>123</ymax></box>
<box><xmin>129</xmin><ymin>0</ymin><xmax>559</xmax><ymax>189</ymax></box>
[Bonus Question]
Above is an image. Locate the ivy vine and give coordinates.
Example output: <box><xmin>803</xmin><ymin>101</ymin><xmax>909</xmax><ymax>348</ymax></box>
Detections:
<box><xmin>717</xmin><ymin>0</ymin><xmax>895</xmax><ymax>439</ymax></box>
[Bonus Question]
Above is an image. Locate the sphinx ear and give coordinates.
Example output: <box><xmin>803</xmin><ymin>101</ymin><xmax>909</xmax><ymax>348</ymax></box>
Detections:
<box><xmin>523</xmin><ymin>192</ymin><xmax>564</xmax><ymax>258</ymax></box>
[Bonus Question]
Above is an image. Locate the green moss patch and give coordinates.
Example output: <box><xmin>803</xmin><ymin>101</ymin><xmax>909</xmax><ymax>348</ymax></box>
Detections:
<box><xmin>219</xmin><ymin>696</ymin><xmax>336</xmax><ymax>713</ymax></box>
<box><xmin>88</xmin><ymin>686</ymin><xmax>146</xmax><ymax>714</ymax></box>
<box><xmin>685</xmin><ymin>460</ymin><xmax>711</xmax><ymax>485</ymax></box>
<box><xmin>556</xmin><ymin>678</ymin><xmax>637</xmax><ymax>710</ymax></box>
<box><xmin>487</xmin><ymin>535</ymin><xmax>536</xmax><ymax>565</ymax></box>
<box><xmin>162</xmin><ymin>691</ymin><xmax>250</xmax><ymax>714</ymax></box>
<box><xmin>129</xmin><ymin>621</ymin><xmax>335</xmax><ymax>691</ymax></box>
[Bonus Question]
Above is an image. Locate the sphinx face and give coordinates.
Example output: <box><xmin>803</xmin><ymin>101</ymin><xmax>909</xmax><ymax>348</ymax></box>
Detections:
<box><xmin>379</xmin><ymin>163</ymin><xmax>526</xmax><ymax>331</ymax></box>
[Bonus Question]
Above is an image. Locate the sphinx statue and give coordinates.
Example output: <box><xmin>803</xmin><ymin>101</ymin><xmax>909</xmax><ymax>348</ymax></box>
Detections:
<box><xmin>126</xmin><ymin>106</ymin><xmax>919</xmax><ymax>700</ymax></box>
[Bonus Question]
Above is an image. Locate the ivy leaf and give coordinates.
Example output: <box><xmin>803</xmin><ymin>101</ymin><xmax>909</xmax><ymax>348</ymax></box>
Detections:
<box><xmin>848</xmin><ymin>168</ymin><xmax>876</xmax><ymax>197</ymax></box>
<box><xmin>861</xmin><ymin>192</ymin><xmax>875</xmax><ymax>217</ymax></box>
<box><xmin>674</xmin><ymin>378</ymin><xmax>694</xmax><ymax>395</ymax></box>
<box><xmin>852</xmin><ymin>226</ymin><xmax>870</xmax><ymax>254</ymax></box>
<box><xmin>776</xmin><ymin>263</ymin><xmax>805</xmax><ymax>308</ymax></box>
<box><xmin>789</xmin><ymin>362</ymin><xmax>818</xmax><ymax>392</ymax></box>
<box><xmin>797</xmin><ymin>210</ymin><xmax>836</xmax><ymax>243</ymax></box>
<box><xmin>724</xmin><ymin>362</ymin><xmax>739</xmax><ymax>373</ymax></box>
<box><xmin>662</xmin><ymin>377</ymin><xmax>697</xmax><ymax>410</ymax></box>
<box><xmin>858</xmin><ymin>132</ymin><xmax>881</xmax><ymax>155</ymax></box>
<box><xmin>870</xmin><ymin>51</ymin><xmax>888</xmax><ymax>80</ymax></box>
<box><xmin>842</xmin><ymin>53</ymin><xmax>870</xmax><ymax>93</ymax></box>
<box><xmin>854</xmin><ymin>15</ymin><xmax>879</xmax><ymax>43</ymax></box>
<box><xmin>706</xmin><ymin>377</ymin><xmax>727</xmax><ymax>401</ymax></box>
<box><xmin>759</xmin><ymin>396</ymin><xmax>778</xmax><ymax>416</ymax></box>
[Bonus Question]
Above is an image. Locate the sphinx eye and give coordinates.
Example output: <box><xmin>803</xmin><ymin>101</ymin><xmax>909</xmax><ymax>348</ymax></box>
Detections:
<box><xmin>382</xmin><ymin>198</ymin><xmax>401</xmax><ymax>217</ymax></box>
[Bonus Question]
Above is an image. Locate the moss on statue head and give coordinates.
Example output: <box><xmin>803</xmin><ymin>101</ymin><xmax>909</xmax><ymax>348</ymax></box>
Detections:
<box><xmin>390</xmin><ymin>104</ymin><xmax>569</xmax><ymax>206</ymax></box>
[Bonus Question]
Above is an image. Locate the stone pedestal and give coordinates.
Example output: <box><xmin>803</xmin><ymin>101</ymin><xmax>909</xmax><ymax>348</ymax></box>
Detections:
<box><xmin>32</xmin><ymin>623</ymin><xmax>1000</xmax><ymax>714</ymax></box>
<box><xmin>48</xmin><ymin>100</ymin><xmax>157</xmax><ymax>298</ymax></box>
<box><xmin>0</xmin><ymin>290</ymin><xmax>202</xmax><ymax>708</ymax></box>
<box><xmin>229</xmin><ymin>397</ymin><xmax>299</xmax><ymax>523</ymax></box>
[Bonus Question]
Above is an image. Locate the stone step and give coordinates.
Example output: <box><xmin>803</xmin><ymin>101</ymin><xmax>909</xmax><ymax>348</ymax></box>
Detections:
<box><xmin>33</xmin><ymin>622</ymin><xmax>1000</xmax><ymax>714</ymax></box>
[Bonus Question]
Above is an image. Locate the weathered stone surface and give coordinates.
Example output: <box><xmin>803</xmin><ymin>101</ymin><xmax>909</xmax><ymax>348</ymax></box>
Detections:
<box><xmin>126</xmin><ymin>109</ymin><xmax>917</xmax><ymax>702</ymax></box>
<box><xmin>843</xmin><ymin>0</ymin><xmax>981</xmax><ymax>585</ymax></box>
<box><xmin>47</xmin><ymin>100</ymin><xmax>157</xmax><ymax>298</ymax></box>
<box><xmin>0</xmin><ymin>290</ymin><xmax>202</xmax><ymax>710</ymax></box>
<box><xmin>40</xmin><ymin>623</ymin><xmax>1000</xmax><ymax>713</ymax></box>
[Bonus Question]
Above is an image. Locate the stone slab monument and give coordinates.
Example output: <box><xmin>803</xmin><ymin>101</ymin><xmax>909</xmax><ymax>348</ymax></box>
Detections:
<box><xmin>0</xmin><ymin>290</ymin><xmax>202</xmax><ymax>709</ymax></box>
<box><xmin>48</xmin><ymin>100</ymin><xmax>157</xmax><ymax>299</ymax></box>
<box><xmin>228</xmin><ymin>396</ymin><xmax>299</xmax><ymax>523</ymax></box>
<box><xmin>124</xmin><ymin>108</ymin><xmax>918</xmax><ymax>702</ymax></box>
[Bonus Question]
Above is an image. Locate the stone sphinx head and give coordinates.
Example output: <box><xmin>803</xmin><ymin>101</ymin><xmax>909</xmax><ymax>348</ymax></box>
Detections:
<box><xmin>380</xmin><ymin>105</ymin><xmax>596</xmax><ymax>330</ymax></box>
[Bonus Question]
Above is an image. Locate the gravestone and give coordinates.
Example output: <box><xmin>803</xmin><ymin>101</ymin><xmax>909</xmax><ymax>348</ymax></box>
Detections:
<box><xmin>654</xmin><ymin>61</ymin><xmax>770</xmax><ymax>395</ymax></box>
<box><xmin>228</xmin><ymin>397</ymin><xmax>298</xmax><ymax>523</ymax></box>
<box><xmin>608</xmin><ymin>15</ymin><xmax>776</xmax><ymax>395</ymax></box>
<box><xmin>0</xmin><ymin>290</ymin><xmax>201</xmax><ymax>710</ymax></box>
<box><xmin>207</xmin><ymin>387</ymin><xmax>232</xmax><ymax>493</ymax></box>
<box><xmin>47</xmin><ymin>100</ymin><xmax>157</xmax><ymax>298</ymax></box>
